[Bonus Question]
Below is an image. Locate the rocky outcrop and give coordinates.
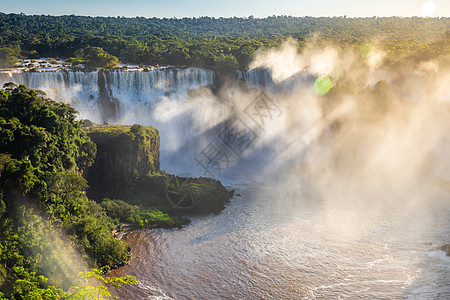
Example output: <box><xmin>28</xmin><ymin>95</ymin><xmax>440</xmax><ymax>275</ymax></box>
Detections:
<box><xmin>85</xmin><ymin>124</ymin><xmax>159</xmax><ymax>199</ymax></box>
<box><xmin>84</xmin><ymin>123</ymin><xmax>234</xmax><ymax>216</ymax></box>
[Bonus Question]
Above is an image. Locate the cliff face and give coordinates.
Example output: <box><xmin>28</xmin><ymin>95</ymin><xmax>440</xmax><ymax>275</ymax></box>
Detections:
<box><xmin>85</xmin><ymin>124</ymin><xmax>160</xmax><ymax>199</ymax></box>
<box><xmin>84</xmin><ymin>123</ymin><xmax>234</xmax><ymax>215</ymax></box>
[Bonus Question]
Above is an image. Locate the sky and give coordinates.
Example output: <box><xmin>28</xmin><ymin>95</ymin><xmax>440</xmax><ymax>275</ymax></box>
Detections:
<box><xmin>0</xmin><ymin>0</ymin><xmax>449</xmax><ymax>18</ymax></box>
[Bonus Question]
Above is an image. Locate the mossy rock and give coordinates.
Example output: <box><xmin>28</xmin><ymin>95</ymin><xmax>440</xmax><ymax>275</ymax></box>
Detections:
<box><xmin>184</xmin><ymin>177</ymin><xmax>234</xmax><ymax>214</ymax></box>
<box><xmin>84</xmin><ymin>124</ymin><xmax>233</xmax><ymax>217</ymax></box>
<box><xmin>162</xmin><ymin>175</ymin><xmax>234</xmax><ymax>215</ymax></box>
<box><xmin>84</xmin><ymin>124</ymin><xmax>160</xmax><ymax>199</ymax></box>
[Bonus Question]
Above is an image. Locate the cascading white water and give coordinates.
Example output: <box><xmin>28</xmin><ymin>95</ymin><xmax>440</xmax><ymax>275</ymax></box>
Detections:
<box><xmin>236</xmin><ymin>68</ymin><xmax>315</xmax><ymax>94</ymax></box>
<box><xmin>236</xmin><ymin>69</ymin><xmax>274</xmax><ymax>90</ymax></box>
<box><xmin>0</xmin><ymin>68</ymin><xmax>297</xmax><ymax>176</ymax></box>
<box><xmin>107</xmin><ymin>68</ymin><xmax>215</xmax><ymax>104</ymax></box>
<box><xmin>1</xmin><ymin>71</ymin><xmax>101</xmax><ymax>118</ymax></box>
<box><xmin>0</xmin><ymin>69</ymin><xmax>277</xmax><ymax>114</ymax></box>
<box><xmin>0</xmin><ymin>68</ymin><xmax>216</xmax><ymax>123</ymax></box>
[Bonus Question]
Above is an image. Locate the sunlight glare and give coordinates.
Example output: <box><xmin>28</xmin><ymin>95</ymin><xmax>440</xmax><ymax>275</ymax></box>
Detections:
<box><xmin>421</xmin><ymin>1</ymin><xmax>437</xmax><ymax>16</ymax></box>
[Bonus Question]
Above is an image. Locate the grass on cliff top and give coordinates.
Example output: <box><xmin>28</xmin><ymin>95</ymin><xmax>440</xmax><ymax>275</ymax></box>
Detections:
<box><xmin>83</xmin><ymin>124</ymin><xmax>159</xmax><ymax>141</ymax></box>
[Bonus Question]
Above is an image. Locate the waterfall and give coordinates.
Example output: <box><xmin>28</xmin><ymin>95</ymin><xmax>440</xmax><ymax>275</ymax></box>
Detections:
<box><xmin>1</xmin><ymin>71</ymin><xmax>101</xmax><ymax>118</ymax></box>
<box><xmin>0</xmin><ymin>68</ymin><xmax>216</xmax><ymax>123</ymax></box>
<box><xmin>0</xmin><ymin>68</ymin><xmax>293</xmax><ymax>124</ymax></box>
<box><xmin>0</xmin><ymin>68</ymin><xmax>288</xmax><ymax>176</ymax></box>
<box><xmin>107</xmin><ymin>68</ymin><xmax>214</xmax><ymax>104</ymax></box>
<box><xmin>235</xmin><ymin>68</ymin><xmax>274</xmax><ymax>90</ymax></box>
<box><xmin>235</xmin><ymin>68</ymin><xmax>314</xmax><ymax>93</ymax></box>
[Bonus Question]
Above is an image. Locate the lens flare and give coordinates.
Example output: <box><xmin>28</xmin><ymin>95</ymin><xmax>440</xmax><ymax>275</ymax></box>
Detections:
<box><xmin>19</xmin><ymin>205</ymin><xmax>90</xmax><ymax>288</ymax></box>
<box><xmin>314</xmin><ymin>76</ymin><xmax>332</xmax><ymax>96</ymax></box>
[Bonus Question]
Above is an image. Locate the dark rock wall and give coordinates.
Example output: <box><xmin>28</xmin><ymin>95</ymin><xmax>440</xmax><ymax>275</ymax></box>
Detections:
<box><xmin>85</xmin><ymin>124</ymin><xmax>160</xmax><ymax>199</ymax></box>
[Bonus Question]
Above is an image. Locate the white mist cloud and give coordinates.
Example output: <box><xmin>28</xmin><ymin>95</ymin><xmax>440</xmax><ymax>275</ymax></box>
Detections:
<box><xmin>250</xmin><ymin>39</ymin><xmax>305</xmax><ymax>82</ymax></box>
<box><xmin>243</xmin><ymin>37</ymin><xmax>450</xmax><ymax>243</ymax></box>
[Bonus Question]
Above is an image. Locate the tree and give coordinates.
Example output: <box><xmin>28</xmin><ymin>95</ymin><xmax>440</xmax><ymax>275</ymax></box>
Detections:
<box><xmin>0</xmin><ymin>46</ymin><xmax>20</xmax><ymax>68</ymax></box>
<box><xmin>66</xmin><ymin>266</ymin><xmax>139</xmax><ymax>300</ymax></box>
<box><xmin>7</xmin><ymin>266</ymin><xmax>138</xmax><ymax>300</ymax></box>
<box><xmin>75</xmin><ymin>47</ymin><xmax>118</xmax><ymax>69</ymax></box>
<box><xmin>214</xmin><ymin>53</ymin><xmax>238</xmax><ymax>73</ymax></box>
<box><xmin>0</xmin><ymin>85</ymin><xmax>129</xmax><ymax>297</ymax></box>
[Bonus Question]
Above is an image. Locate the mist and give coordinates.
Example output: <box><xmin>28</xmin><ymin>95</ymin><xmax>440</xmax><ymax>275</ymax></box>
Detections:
<box><xmin>3</xmin><ymin>35</ymin><xmax>449</xmax><ymax>245</ymax></box>
<box><xmin>141</xmin><ymin>38</ymin><xmax>450</xmax><ymax>203</ymax></box>
<box><xmin>108</xmin><ymin>37</ymin><xmax>450</xmax><ymax>246</ymax></box>
<box><xmin>229</xmin><ymin>38</ymin><xmax>450</xmax><ymax>250</ymax></box>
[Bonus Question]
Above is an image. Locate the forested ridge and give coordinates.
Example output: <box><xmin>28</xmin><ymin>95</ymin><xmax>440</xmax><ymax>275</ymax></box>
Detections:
<box><xmin>0</xmin><ymin>13</ymin><xmax>449</xmax><ymax>70</ymax></box>
<box><xmin>0</xmin><ymin>14</ymin><xmax>448</xmax><ymax>39</ymax></box>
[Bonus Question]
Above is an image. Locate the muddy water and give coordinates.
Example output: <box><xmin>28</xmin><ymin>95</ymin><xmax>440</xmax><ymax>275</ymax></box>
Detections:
<box><xmin>109</xmin><ymin>185</ymin><xmax>450</xmax><ymax>299</ymax></box>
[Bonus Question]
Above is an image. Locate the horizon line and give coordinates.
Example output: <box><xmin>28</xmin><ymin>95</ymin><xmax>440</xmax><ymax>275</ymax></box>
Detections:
<box><xmin>1</xmin><ymin>11</ymin><xmax>449</xmax><ymax>19</ymax></box>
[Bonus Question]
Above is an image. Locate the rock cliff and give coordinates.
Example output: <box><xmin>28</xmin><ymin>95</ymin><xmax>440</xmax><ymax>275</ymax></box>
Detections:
<box><xmin>85</xmin><ymin>124</ymin><xmax>159</xmax><ymax>199</ymax></box>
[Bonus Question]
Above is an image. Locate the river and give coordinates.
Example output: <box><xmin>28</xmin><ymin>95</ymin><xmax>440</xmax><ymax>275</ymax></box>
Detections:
<box><xmin>109</xmin><ymin>178</ymin><xmax>450</xmax><ymax>299</ymax></box>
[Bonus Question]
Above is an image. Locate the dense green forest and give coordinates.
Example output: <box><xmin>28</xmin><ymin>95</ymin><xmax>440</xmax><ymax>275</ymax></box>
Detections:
<box><xmin>0</xmin><ymin>14</ymin><xmax>448</xmax><ymax>39</ymax></box>
<box><xmin>0</xmin><ymin>13</ymin><xmax>449</xmax><ymax>70</ymax></box>
<box><xmin>0</xmin><ymin>83</ymin><xmax>134</xmax><ymax>298</ymax></box>
<box><xmin>0</xmin><ymin>83</ymin><xmax>234</xmax><ymax>298</ymax></box>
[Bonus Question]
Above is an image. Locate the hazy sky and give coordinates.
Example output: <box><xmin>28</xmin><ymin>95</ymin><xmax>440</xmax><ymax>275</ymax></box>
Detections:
<box><xmin>0</xmin><ymin>0</ymin><xmax>449</xmax><ymax>18</ymax></box>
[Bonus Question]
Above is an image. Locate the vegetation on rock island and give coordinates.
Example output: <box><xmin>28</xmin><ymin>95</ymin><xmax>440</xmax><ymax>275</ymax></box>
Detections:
<box><xmin>84</xmin><ymin>124</ymin><xmax>234</xmax><ymax>228</ymax></box>
<box><xmin>75</xmin><ymin>46</ymin><xmax>119</xmax><ymax>69</ymax></box>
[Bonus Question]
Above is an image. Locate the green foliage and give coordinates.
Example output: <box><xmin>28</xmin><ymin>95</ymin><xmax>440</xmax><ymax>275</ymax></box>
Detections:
<box><xmin>0</xmin><ymin>215</ymin><xmax>25</xmax><ymax>273</ymax></box>
<box><xmin>5</xmin><ymin>266</ymin><xmax>138</xmax><ymax>300</ymax></box>
<box><xmin>0</xmin><ymin>13</ymin><xmax>447</xmax><ymax>41</ymax></box>
<box><xmin>0</xmin><ymin>46</ymin><xmax>20</xmax><ymax>68</ymax></box>
<box><xmin>166</xmin><ymin>176</ymin><xmax>235</xmax><ymax>214</ymax></box>
<box><xmin>1</xmin><ymin>159</ymin><xmax>41</xmax><ymax>194</ymax></box>
<box><xmin>0</xmin><ymin>85</ymin><xmax>129</xmax><ymax>297</ymax></box>
<box><xmin>10</xmin><ymin>267</ymin><xmax>62</xmax><ymax>300</ymax></box>
<box><xmin>66</xmin><ymin>266</ymin><xmax>139</xmax><ymax>300</ymax></box>
<box><xmin>128</xmin><ymin>172</ymin><xmax>234</xmax><ymax>215</ymax></box>
<box><xmin>1</xmin><ymin>13</ymin><xmax>447</xmax><ymax>69</ymax></box>
<box><xmin>0</xmin><ymin>84</ymin><xmax>96</xmax><ymax>173</ymax></box>
<box><xmin>75</xmin><ymin>47</ymin><xmax>118</xmax><ymax>69</ymax></box>
<box><xmin>215</xmin><ymin>53</ymin><xmax>238</xmax><ymax>73</ymax></box>
<box><xmin>100</xmin><ymin>198</ymin><xmax>187</xmax><ymax>229</ymax></box>
<box><xmin>100</xmin><ymin>199</ymin><xmax>134</xmax><ymax>221</ymax></box>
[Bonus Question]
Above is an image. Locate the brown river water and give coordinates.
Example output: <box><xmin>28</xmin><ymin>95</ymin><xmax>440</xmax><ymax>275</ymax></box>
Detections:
<box><xmin>108</xmin><ymin>183</ymin><xmax>450</xmax><ymax>299</ymax></box>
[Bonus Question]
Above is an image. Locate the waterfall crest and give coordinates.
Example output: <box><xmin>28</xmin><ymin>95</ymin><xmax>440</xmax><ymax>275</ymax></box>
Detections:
<box><xmin>0</xmin><ymin>68</ymin><xmax>218</xmax><ymax>122</ymax></box>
